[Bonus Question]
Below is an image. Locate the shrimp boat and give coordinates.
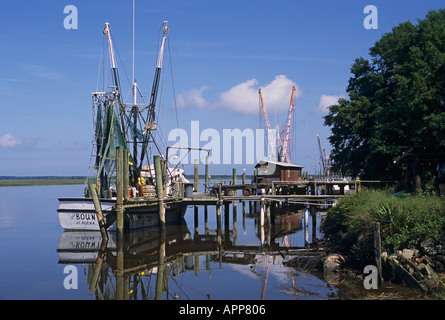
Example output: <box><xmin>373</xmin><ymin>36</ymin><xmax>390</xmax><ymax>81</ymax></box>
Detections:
<box><xmin>58</xmin><ymin>21</ymin><xmax>189</xmax><ymax>231</ymax></box>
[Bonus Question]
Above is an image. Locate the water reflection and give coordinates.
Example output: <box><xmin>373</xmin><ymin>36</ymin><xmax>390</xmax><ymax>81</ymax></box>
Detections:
<box><xmin>57</xmin><ymin>203</ymin><xmax>333</xmax><ymax>300</ymax></box>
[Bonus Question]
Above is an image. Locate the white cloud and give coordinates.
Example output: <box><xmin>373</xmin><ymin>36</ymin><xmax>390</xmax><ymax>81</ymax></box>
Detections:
<box><xmin>214</xmin><ymin>78</ymin><xmax>259</xmax><ymax>115</ymax></box>
<box><xmin>258</xmin><ymin>75</ymin><xmax>303</xmax><ymax>114</ymax></box>
<box><xmin>176</xmin><ymin>75</ymin><xmax>302</xmax><ymax>115</ymax></box>
<box><xmin>0</xmin><ymin>133</ymin><xmax>23</xmax><ymax>148</ymax></box>
<box><xmin>177</xmin><ymin>86</ymin><xmax>210</xmax><ymax>109</ymax></box>
<box><xmin>315</xmin><ymin>94</ymin><xmax>345</xmax><ymax>114</ymax></box>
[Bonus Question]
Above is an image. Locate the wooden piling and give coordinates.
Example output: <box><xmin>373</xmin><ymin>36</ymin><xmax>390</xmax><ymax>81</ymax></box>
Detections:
<box><xmin>232</xmin><ymin>168</ymin><xmax>237</xmax><ymax>209</ymax></box>
<box><xmin>216</xmin><ymin>201</ymin><xmax>222</xmax><ymax>246</ymax></box>
<box><xmin>154</xmin><ymin>155</ymin><xmax>166</xmax><ymax>231</ymax></box>
<box><xmin>374</xmin><ymin>222</ymin><xmax>383</xmax><ymax>285</ymax></box>
<box><xmin>194</xmin><ymin>159</ymin><xmax>199</xmax><ymax>192</ymax></box>
<box><xmin>155</xmin><ymin>233</ymin><xmax>166</xmax><ymax>300</ymax></box>
<box><xmin>89</xmin><ymin>183</ymin><xmax>108</xmax><ymax>238</ymax></box>
<box><xmin>205</xmin><ymin>155</ymin><xmax>209</xmax><ymax>193</ymax></box>
<box><xmin>116</xmin><ymin>235</ymin><xmax>124</xmax><ymax>300</ymax></box>
<box><xmin>260</xmin><ymin>198</ymin><xmax>265</xmax><ymax>228</ymax></box>
<box><xmin>116</xmin><ymin>146</ymin><xmax>124</xmax><ymax>236</ymax></box>
<box><xmin>304</xmin><ymin>205</ymin><xmax>309</xmax><ymax>245</ymax></box>
<box><xmin>123</xmin><ymin>149</ymin><xmax>129</xmax><ymax>201</ymax></box>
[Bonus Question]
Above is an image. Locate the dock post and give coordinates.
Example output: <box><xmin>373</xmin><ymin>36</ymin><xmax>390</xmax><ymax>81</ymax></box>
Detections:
<box><xmin>304</xmin><ymin>205</ymin><xmax>309</xmax><ymax>245</ymax></box>
<box><xmin>194</xmin><ymin>159</ymin><xmax>199</xmax><ymax>192</ymax></box>
<box><xmin>155</xmin><ymin>232</ymin><xmax>166</xmax><ymax>300</ymax></box>
<box><xmin>260</xmin><ymin>198</ymin><xmax>265</xmax><ymax>228</ymax></box>
<box><xmin>116</xmin><ymin>234</ymin><xmax>124</xmax><ymax>300</ymax></box>
<box><xmin>232</xmin><ymin>168</ymin><xmax>237</xmax><ymax>210</ymax></box>
<box><xmin>311</xmin><ymin>206</ymin><xmax>317</xmax><ymax>242</ymax></box>
<box><xmin>260</xmin><ymin>199</ymin><xmax>265</xmax><ymax>245</ymax></box>
<box><xmin>216</xmin><ymin>201</ymin><xmax>222</xmax><ymax>246</ymax></box>
<box><xmin>123</xmin><ymin>150</ymin><xmax>129</xmax><ymax>201</ymax></box>
<box><xmin>233</xmin><ymin>201</ymin><xmax>238</xmax><ymax>246</ymax></box>
<box><xmin>89</xmin><ymin>183</ymin><xmax>108</xmax><ymax>239</ymax></box>
<box><xmin>205</xmin><ymin>155</ymin><xmax>209</xmax><ymax>193</ymax></box>
<box><xmin>154</xmin><ymin>155</ymin><xmax>166</xmax><ymax>231</ymax></box>
<box><xmin>194</xmin><ymin>205</ymin><xmax>199</xmax><ymax>235</ymax></box>
<box><xmin>374</xmin><ymin>222</ymin><xmax>383</xmax><ymax>285</ymax></box>
<box><xmin>116</xmin><ymin>146</ymin><xmax>124</xmax><ymax>236</ymax></box>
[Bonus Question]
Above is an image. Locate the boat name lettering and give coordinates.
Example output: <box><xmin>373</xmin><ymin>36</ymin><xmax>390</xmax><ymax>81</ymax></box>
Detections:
<box><xmin>75</xmin><ymin>213</ymin><xmax>97</xmax><ymax>221</ymax></box>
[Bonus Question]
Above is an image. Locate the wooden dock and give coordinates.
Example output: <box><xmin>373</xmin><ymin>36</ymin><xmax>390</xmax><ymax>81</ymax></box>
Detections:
<box><xmin>96</xmin><ymin>146</ymin><xmax>361</xmax><ymax>234</ymax></box>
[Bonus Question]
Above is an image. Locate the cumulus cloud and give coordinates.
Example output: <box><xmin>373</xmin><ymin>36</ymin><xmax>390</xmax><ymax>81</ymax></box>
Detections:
<box><xmin>177</xmin><ymin>86</ymin><xmax>210</xmax><ymax>109</ymax></box>
<box><xmin>214</xmin><ymin>79</ymin><xmax>259</xmax><ymax>115</ymax></box>
<box><xmin>176</xmin><ymin>75</ymin><xmax>302</xmax><ymax>115</ymax></box>
<box><xmin>0</xmin><ymin>133</ymin><xmax>23</xmax><ymax>148</ymax></box>
<box><xmin>315</xmin><ymin>94</ymin><xmax>345</xmax><ymax>114</ymax></box>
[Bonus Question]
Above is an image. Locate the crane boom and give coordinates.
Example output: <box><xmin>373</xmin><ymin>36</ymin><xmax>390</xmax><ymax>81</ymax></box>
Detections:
<box><xmin>259</xmin><ymin>89</ymin><xmax>278</xmax><ymax>161</ymax></box>
<box><xmin>316</xmin><ymin>134</ymin><xmax>326</xmax><ymax>177</ymax></box>
<box><xmin>280</xmin><ymin>86</ymin><xmax>296</xmax><ymax>163</ymax></box>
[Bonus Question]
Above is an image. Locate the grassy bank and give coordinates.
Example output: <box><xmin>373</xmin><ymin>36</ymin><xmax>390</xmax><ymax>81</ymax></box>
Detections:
<box><xmin>320</xmin><ymin>189</ymin><xmax>445</xmax><ymax>266</ymax></box>
<box><xmin>0</xmin><ymin>177</ymin><xmax>86</xmax><ymax>187</ymax></box>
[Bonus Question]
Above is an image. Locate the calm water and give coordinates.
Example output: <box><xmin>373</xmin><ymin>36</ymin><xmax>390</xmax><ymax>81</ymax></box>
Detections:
<box><xmin>0</xmin><ymin>184</ymin><xmax>422</xmax><ymax>300</ymax></box>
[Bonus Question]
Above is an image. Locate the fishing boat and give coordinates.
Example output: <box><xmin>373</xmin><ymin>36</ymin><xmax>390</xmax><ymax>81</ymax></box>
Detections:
<box><xmin>58</xmin><ymin>20</ymin><xmax>189</xmax><ymax>231</ymax></box>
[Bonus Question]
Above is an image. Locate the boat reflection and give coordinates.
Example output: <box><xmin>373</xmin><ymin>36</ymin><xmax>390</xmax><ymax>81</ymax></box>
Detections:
<box><xmin>57</xmin><ymin>204</ymin><xmax>325</xmax><ymax>300</ymax></box>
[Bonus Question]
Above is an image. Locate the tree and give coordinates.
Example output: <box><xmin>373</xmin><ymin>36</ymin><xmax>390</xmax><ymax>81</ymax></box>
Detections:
<box><xmin>324</xmin><ymin>9</ymin><xmax>445</xmax><ymax>179</ymax></box>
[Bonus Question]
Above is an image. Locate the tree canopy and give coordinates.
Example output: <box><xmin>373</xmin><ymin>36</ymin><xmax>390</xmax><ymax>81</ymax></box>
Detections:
<box><xmin>324</xmin><ymin>9</ymin><xmax>445</xmax><ymax>180</ymax></box>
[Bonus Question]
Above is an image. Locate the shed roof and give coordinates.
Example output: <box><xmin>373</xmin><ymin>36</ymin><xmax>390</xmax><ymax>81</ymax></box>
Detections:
<box><xmin>255</xmin><ymin>160</ymin><xmax>304</xmax><ymax>169</ymax></box>
<box><xmin>394</xmin><ymin>145</ymin><xmax>445</xmax><ymax>164</ymax></box>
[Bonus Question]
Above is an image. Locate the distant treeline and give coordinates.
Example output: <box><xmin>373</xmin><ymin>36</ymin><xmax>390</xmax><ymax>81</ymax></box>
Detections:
<box><xmin>0</xmin><ymin>176</ymin><xmax>87</xmax><ymax>181</ymax></box>
<box><xmin>0</xmin><ymin>175</ymin><xmax>254</xmax><ymax>187</ymax></box>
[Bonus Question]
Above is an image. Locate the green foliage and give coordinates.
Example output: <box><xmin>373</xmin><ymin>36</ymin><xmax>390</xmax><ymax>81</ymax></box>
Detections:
<box><xmin>324</xmin><ymin>9</ymin><xmax>445</xmax><ymax>180</ymax></box>
<box><xmin>320</xmin><ymin>190</ymin><xmax>445</xmax><ymax>264</ymax></box>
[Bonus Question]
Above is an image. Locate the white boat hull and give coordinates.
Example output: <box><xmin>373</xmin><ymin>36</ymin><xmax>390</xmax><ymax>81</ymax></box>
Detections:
<box><xmin>58</xmin><ymin>197</ymin><xmax>116</xmax><ymax>231</ymax></box>
<box><xmin>57</xmin><ymin>197</ymin><xmax>186</xmax><ymax>231</ymax></box>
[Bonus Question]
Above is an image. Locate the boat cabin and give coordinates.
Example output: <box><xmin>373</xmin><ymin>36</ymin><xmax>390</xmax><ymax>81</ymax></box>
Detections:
<box><xmin>254</xmin><ymin>160</ymin><xmax>303</xmax><ymax>183</ymax></box>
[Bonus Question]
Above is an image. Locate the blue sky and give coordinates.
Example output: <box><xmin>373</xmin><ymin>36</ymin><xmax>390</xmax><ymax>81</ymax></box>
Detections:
<box><xmin>0</xmin><ymin>0</ymin><xmax>444</xmax><ymax>176</ymax></box>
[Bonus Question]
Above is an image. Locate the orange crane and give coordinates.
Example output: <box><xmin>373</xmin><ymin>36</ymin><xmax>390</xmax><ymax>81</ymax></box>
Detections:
<box><xmin>258</xmin><ymin>86</ymin><xmax>296</xmax><ymax>163</ymax></box>
<box><xmin>280</xmin><ymin>86</ymin><xmax>296</xmax><ymax>164</ymax></box>
<box><xmin>259</xmin><ymin>88</ymin><xmax>280</xmax><ymax>161</ymax></box>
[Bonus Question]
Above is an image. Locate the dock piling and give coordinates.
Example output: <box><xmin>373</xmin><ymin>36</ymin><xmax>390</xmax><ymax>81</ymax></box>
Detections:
<box><xmin>116</xmin><ymin>146</ymin><xmax>124</xmax><ymax>236</ymax></box>
<box><xmin>154</xmin><ymin>155</ymin><xmax>166</xmax><ymax>231</ymax></box>
<box><xmin>205</xmin><ymin>155</ymin><xmax>209</xmax><ymax>193</ymax></box>
<box><xmin>89</xmin><ymin>183</ymin><xmax>108</xmax><ymax>239</ymax></box>
<box><xmin>194</xmin><ymin>159</ymin><xmax>199</xmax><ymax>192</ymax></box>
<box><xmin>123</xmin><ymin>149</ymin><xmax>129</xmax><ymax>201</ymax></box>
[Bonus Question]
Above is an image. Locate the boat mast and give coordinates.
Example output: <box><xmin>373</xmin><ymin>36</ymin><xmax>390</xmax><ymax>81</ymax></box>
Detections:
<box><xmin>103</xmin><ymin>22</ymin><xmax>127</xmax><ymax>141</ymax></box>
<box><xmin>144</xmin><ymin>21</ymin><xmax>169</xmax><ymax>132</ymax></box>
<box><xmin>131</xmin><ymin>0</ymin><xmax>139</xmax><ymax>174</ymax></box>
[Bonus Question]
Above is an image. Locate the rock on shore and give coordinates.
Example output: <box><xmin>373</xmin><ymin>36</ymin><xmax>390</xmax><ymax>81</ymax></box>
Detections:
<box><xmin>383</xmin><ymin>238</ymin><xmax>445</xmax><ymax>294</ymax></box>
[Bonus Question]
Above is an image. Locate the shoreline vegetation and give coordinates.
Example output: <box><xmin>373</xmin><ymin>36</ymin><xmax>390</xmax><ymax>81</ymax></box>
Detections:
<box><xmin>0</xmin><ymin>176</ymin><xmax>87</xmax><ymax>187</ymax></box>
<box><xmin>0</xmin><ymin>175</ymin><xmax>253</xmax><ymax>187</ymax></box>
<box><xmin>320</xmin><ymin>188</ymin><xmax>445</xmax><ymax>298</ymax></box>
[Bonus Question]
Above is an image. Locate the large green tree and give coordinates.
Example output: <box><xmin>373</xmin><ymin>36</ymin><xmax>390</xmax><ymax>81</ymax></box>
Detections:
<box><xmin>324</xmin><ymin>9</ymin><xmax>445</xmax><ymax>179</ymax></box>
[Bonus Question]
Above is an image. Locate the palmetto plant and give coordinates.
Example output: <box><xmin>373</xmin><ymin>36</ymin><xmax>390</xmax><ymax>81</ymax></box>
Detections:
<box><xmin>370</xmin><ymin>201</ymin><xmax>407</xmax><ymax>237</ymax></box>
